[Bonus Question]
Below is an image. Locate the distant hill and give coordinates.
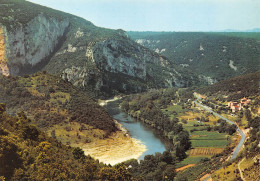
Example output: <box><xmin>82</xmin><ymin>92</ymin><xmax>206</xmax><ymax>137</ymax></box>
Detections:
<box><xmin>0</xmin><ymin>0</ymin><xmax>202</xmax><ymax>98</ymax></box>
<box><xmin>197</xmin><ymin>71</ymin><xmax>260</xmax><ymax>100</ymax></box>
<box><xmin>127</xmin><ymin>31</ymin><xmax>260</xmax><ymax>83</ymax></box>
<box><xmin>220</xmin><ymin>28</ymin><xmax>260</xmax><ymax>32</ymax></box>
<box><xmin>247</xmin><ymin>28</ymin><xmax>260</xmax><ymax>32</ymax></box>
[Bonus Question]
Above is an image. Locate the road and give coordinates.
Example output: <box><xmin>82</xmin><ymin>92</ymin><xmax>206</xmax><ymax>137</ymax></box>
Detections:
<box><xmin>194</xmin><ymin>100</ymin><xmax>246</xmax><ymax>160</ymax></box>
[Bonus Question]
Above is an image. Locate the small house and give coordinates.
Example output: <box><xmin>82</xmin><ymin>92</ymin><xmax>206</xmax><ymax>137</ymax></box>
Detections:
<box><xmin>228</xmin><ymin>98</ymin><xmax>251</xmax><ymax>113</ymax></box>
<box><xmin>240</xmin><ymin>98</ymin><xmax>251</xmax><ymax>106</ymax></box>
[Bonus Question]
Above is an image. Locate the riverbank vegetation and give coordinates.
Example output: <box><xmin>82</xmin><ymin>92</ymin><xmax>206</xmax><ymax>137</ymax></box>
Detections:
<box><xmin>122</xmin><ymin>152</ymin><xmax>176</xmax><ymax>180</ymax></box>
<box><xmin>120</xmin><ymin>88</ymin><xmax>192</xmax><ymax>161</ymax></box>
<box><xmin>0</xmin><ymin>72</ymin><xmax>180</xmax><ymax>180</ymax></box>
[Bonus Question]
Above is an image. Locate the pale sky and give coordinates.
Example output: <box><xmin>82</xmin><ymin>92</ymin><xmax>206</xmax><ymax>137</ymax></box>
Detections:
<box><xmin>28</xmin><ymin>0</ymin><xmax>260</xmax><ymax>32</ymax></box>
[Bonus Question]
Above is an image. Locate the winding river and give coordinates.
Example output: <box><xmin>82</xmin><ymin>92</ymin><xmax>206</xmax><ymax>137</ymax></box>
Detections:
<box><xmin>105</xmin><ymin>99</ymin><xmax>168</xmax><ymax>160</ymax></box>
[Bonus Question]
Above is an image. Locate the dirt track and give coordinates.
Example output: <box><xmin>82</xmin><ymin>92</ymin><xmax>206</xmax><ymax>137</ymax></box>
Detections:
<box><xmin>176</xmin><ymin>164</ymin><xmax>196</xmax><ymax>172</ymax></box>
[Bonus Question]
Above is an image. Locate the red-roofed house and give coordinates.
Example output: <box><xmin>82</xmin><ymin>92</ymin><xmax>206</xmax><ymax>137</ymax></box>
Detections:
<box><xmin>228</xmin><ymin>98</ymin><xmax>251</xmax><ymax>113</ymax></box>
<box><xmin>228</xmin><ymin>102</ymin><xmax>242</xmax><ymax>112</ymax></box>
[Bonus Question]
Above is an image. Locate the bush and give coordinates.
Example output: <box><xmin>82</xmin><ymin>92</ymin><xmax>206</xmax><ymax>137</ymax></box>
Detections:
<box><xmin>72</xmin><ymin>147</ymin><xmax>85</xmax><ymax>160</ymax></box>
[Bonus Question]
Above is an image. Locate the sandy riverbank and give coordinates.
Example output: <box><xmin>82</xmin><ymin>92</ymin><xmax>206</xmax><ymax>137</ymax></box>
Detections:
<box><xmin>98</xmin><ymin>96</ymin><xmax>122</xmax><ymax>106</ymax></box>
<box><xmin>85</xmin><ymin>97</ymin><xmax>146</xmax><ymax>165</ymax></box>
<box><xmin>82</xmin><ymin>130</ymin><xmax>147</xmax><ymax>165</ymax></box>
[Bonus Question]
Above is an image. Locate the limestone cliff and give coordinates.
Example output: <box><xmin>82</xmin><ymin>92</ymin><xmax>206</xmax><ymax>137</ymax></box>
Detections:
<box><xmin>0</xmin><ymin>13</ymin><xmax>69</xmax><ymax>75</ymax></box>
<box><xmin>1</xmin><ymin>0</ymin><xmax>201</xmax><ymax>97</ymax></box>
<box><xmin>93</xmin><ymin>39</ymin><xmax>147</xmax><ymax>79</ymax></box>
<box><xmin>54</xmin><ymin>34</ymin><xmax>191</xmax><ymax>96</ymax></box>
<box><xmin>0</xmin><ymin>27</ymin><xmax>8</xmax><ymax>75</ymax></box>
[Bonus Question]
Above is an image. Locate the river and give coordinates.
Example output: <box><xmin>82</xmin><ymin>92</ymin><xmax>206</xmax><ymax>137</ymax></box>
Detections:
<box><xmin>105</xmin><ymin>99</ymin><xmax>169</xmax><ymax>160</ymax></box>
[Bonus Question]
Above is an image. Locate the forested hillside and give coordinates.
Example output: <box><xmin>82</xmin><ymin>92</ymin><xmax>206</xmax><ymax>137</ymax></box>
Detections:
<box><xmin>128</xmin><ymin>31</ymin><xmax>260</xmax><ymax>83</ymax></box>
<box><xmin>198</xmin><ymin>71</ymin><xmax>260</xmax><ymax>100</ymax></box>
<box><xmin>0</xmin><ymin>73</ymin><xmax>181</xmax><ymax>180</ymax></box>
<box><xmin>0</xmin><ymin>72</ymin><xmax>117</xmax><ymax>143</ymax></box>
<box><xmin>0</xmin><ymin>104</ymin><xmax>140</xmax><ymax>180</ymax></box>
<box><xmin>0</xmin><ymin>102</ymin><xmax>184</xmax><ymax>180</ymax></box>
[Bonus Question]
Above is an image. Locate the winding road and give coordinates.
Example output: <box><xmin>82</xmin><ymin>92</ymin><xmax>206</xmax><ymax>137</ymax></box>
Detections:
<box><xmin>194</xmin><ymin>100</ymin><xmax>246</xmax><ymax>160</ymax></box>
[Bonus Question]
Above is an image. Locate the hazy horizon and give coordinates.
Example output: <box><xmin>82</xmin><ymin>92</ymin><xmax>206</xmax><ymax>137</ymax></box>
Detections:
<box><xmin>28</xmin><ymin>0</ymin><xmax>260</xmax><ymax>32</ymax></box>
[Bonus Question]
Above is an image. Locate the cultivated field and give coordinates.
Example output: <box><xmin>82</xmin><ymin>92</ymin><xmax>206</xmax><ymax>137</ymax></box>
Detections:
<box><xmin>189</xmin><ymin>148</ymin><xmax>223</xmax><ymax>156</ymax></box>
<box><xmin>176</xmin><ymin>155</ymin><xmax>211</xmax><ymax>168</ymax></box>
<box><xmin>166</xmin><ymin>105</ymin><xmax>231</xmax><ymax>169</ymax></box>
<box><xmin>190</xmin><ymin>131</ymin><xmax>229</xmax><ymax>148</ymax></box>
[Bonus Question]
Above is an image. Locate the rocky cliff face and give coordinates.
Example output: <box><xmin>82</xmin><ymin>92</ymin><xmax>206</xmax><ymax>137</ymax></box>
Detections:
<box><xmin>1</xmin><ymin>0</ymin><xmax>201</xmax><ymax>97</ymax></box>
<box><xmin>93</xmin><ymin>39</ymin><xmax>147</xmax><ymax>79</ymax></box>
<box><xmin>57</xmin><ymin>34</ymin><xmax>192</xmax><ymax>96</ymax></box>
<box><xmin>0</xmin><ymin>27</ymin><xmax>8</xmax><ymax>75</ymax></box>
<box><xmin>0</xmin><ymin>13</ymin><xmax>69</xmax><ymax>75</ymax></box>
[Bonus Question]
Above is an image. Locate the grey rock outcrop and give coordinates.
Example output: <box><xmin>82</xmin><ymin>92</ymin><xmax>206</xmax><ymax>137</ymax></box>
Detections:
<box><xmin>1</xmin><ymin>0</ymin><xmax>200</xmax><ymax>97</ymax></box>
<box><xmin>0</xmin><ymin>13</ymin><xmax>69</xmax><ymax>75</ymax></box>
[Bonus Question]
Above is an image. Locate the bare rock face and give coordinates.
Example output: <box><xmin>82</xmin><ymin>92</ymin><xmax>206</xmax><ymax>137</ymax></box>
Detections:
<box><xmin>1</xmin><ymin>1</ymin><xmax>199</xmax><ymax>97</ymax></box>
<box><xmin>61</xmin><ymin>65</ymin><xmax>103</xmax><ymax>92</ymax></box>
<box><xmin>0</xmin><ymin>27</ymin><xmax>8</xmax><ymax>75</ymax></box>
<box><xmin>93</xmin><ymin>39</ymin><xmax>147</xmax><ymax>79</ymax></box>
<box><xmin>57</xmin><ymin>33</ymin><xmax>193</xmax><ymax>97</ymax></box>
<box><xmin>0</xmin><ymin>13</ymin><xmax>69</xmax><ymax>75</ymax></box>
<box><xmin>199</xmin><ymin>75</ymin><xmax>217</xmax><ymax>85</ymax></box>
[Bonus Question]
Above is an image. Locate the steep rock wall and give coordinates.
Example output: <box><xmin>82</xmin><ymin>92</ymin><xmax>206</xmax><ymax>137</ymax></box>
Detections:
<box><xmin>0</xmin><ymin>27</ymin><xmax>9</xmax><ymax>75</ymax></box>
<box><xmin>61</xmin><ymin>64</ymin><xmax>103</xmax><ymax>92</ymax></box>
<box><xmin>93</xmin><ymin>39</ymin><xmax>147</xmax><ymax>79</ymax></box>
<box><xmin>60</xmin><ymin>36</ymin><xmax>190</xmax><ymax>97</ymax></box>
<box><xmin>0</xmin><ymin>13</ymin><xmax>69</xmax><ymax>75</ymax></box>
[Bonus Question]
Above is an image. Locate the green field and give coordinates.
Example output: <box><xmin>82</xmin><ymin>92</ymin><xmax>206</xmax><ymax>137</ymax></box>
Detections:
<box><xmin>182</xmin><ymin>120</ymin><xmax>206</xmax><ymax>132</ymax></box>
<box><xmin>161</xmin><ymin>104</ymin><xmax>187</xmax><ymax>119</ymax></box>
<box><xmin>176</xmin><ymin>110</ymin><xmax>230</xmax><ymax>169</ymax></box>
<box><xmin>176</xmin><ymin>156</ymin><xmax>211</xmax><ymax>168</ymax></box>
<box><xmin>191</xmin><ymin>131</ymin><xmax>228</xmax><ymax>147</ymax></box>
<box><xmin>161</xmin><ymin>99</ymin><xmax>230</xmax><ymax>168</ymax></box>
<box><xmin>191</xmin><ymin>131</ymin><xmax>228</xmax><ymax>139</ymax></box>
<box><xmin>191</xmin><ymin>139</ymin><xmax>228</xmax><ymax>147</ymax></box>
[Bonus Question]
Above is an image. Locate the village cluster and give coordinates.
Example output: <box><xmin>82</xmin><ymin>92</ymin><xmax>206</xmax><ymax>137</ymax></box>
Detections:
<box><xmin>228</xmin><ymin>98</ymin><xmax>251</xmax><ymax>113</ymax></box>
